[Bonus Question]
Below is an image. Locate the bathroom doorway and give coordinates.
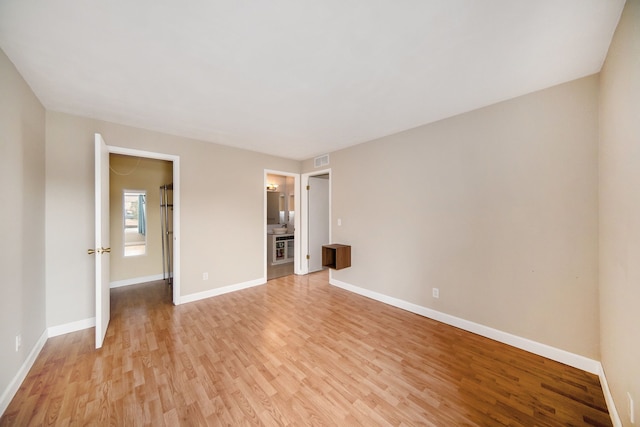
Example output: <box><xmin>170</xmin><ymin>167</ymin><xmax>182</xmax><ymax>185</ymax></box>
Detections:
<box><xmin>264</xmin><ymin>170</ymin><xmax>300</xmax><ymax>280</ymax></box>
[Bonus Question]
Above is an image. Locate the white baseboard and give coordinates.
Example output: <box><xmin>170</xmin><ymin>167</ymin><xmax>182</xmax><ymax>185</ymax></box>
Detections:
<box><xmin>180</xmin><ymin>277</ymin><xmax>266</xmax><ymax>305</ymax></box>
<box><xmin>598</xmin><ymin>364</ymin><xmax>622</xmax><ymax>427</ymax></box>
<box><xmin>0</xmin><ymin>330</ymin><xmax>47</xmax><ymax>416</ymax></box>
<box><xmin>110</xmin><ymin>274</ymin><xmax>165</xmax><ymax>288</ymax></box>
<box><xmin>47</xmin><ymin>317</ymin><xmax>96</xmax><ymax>338</ymax></box>
<box><xmin>329</xmin><ymin>278</ymin><xmax>601</xmax><ymax>375</ymax></box>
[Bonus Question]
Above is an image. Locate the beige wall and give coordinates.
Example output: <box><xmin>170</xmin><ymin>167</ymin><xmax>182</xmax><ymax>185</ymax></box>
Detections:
<box><xmin>109</xmin><ymin>154</ymin><xmax>173</xmax><ymax>282</ymax></box>
<box><xmin>599</xmin><ymin>0</ymin><xmax>640</xmax><ymax>424</ymax></box>
<box><xmin>306</xmin><ymin>75</ymin><xmax>600</xmax><ymax>359</ymax></box>
<box><xmin>45</xmin><ymin>111</ymin><xmax>300</xmax><ymax>328</ymax></box>
<box><xmin>0</xmin><ymin>49</ymin><xmax>46</xmax><ymax>397</ymax></box>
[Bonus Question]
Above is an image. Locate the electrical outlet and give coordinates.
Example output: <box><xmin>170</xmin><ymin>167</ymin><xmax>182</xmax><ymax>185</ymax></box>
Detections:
<box><xmin>15</xmin><ymin>334</ymin><xmax>21</xmax><ymax>352</ymax></box>
<box><xmin>629</xmin><ymin>392</ymin><xmax>635</xmax><ymax>424</ymax></box>
<box><xmin>432</xmin><ymin>288</ymin><xmax>439</xmax><ymax>298</ymax></box>
<box><xmin>203</xmin><ymin>272</ymin><xmax>208</xmax><ymax>280</ymax></box>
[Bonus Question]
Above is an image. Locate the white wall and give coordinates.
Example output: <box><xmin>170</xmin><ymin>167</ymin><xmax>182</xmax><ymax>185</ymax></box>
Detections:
<box><xmin>305</xmin><ymin>75</ymin><xmax>600</xmax><ymax>360</ymax></box>
<box><xmin>45</xmin><ymin>111</ymin><xmax>300</xmax><ymax>328</ymax></box>
<box><xmin>599</xmin><ymin>0</ymin><xmax>640</xmax><ymax>424</ymax></box>
<box><xmin>0</xmin><ymin>49</ymin><xmax>46</xmax><ymax>403</ymax></box>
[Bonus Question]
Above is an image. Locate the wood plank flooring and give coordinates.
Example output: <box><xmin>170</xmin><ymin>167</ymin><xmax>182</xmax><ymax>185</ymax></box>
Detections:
<box><xmin>1</xmin><ymin>271</ymin><xmax>611</xmax><ymax>426</ymax></box>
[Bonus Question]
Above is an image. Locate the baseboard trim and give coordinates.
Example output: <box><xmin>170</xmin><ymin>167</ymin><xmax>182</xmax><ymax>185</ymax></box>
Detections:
<box><xmin>110</xmin><ymin>274</ymin><xmax>165</xmax><ymax>288</ymax></box>
<box><xmin>180</xmin><ymin>278</ymin><xmax>266</xmax><ymax>305</ymax></box>
<box><xmin>329</xmin><ymin>278</ymin><xmax>601</xmax><ymax>375</ymax></box>
<box><xmin>598</xmin><ymin>364</ymin><xmax>622</xmax><ymax>427</ymax></box>
<box><xmin>47</xmin><ymin>317</ymin><xmax>96</xmax><ymax>338</ymax></box>
<box><xmin>0</xmin><ymin>330</ymin><xmax>48</xmax><ymax>416</ymax></box>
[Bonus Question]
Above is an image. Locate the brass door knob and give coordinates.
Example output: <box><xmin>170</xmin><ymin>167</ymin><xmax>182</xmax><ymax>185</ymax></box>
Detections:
<box><xmin>88</xmin><ymin>247</ymin><xmax>111</xmax><ymax>254</ymax></box>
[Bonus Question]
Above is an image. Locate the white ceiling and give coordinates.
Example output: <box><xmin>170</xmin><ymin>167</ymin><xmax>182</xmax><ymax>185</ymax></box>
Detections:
<box><xmin>0</xmin><ymin>1</ymin><xmax>625</xmax><ymax>160</ymax></box>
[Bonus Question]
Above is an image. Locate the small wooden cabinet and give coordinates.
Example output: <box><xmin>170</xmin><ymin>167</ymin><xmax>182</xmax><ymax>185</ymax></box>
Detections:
<box><xmin>322</xmin><ymin>244</ymin><xmax>351</xmax><ymax>270</ymax></box>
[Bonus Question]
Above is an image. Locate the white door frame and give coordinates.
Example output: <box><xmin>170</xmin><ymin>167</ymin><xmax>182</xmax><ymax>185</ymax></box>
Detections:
<box><xmin>300</xmin><ymin>169</ymin><xmax>331</xmax><ymax>275</ymax></box>
<box><xmin>264</xmin><ymin>170</ymin><xmax>301</xmax><ymax>277</ymax></box>
<box><xmin>109</xmin><ymin>145</ymin><xmax>182</xmax><ymax>305</ymax></box>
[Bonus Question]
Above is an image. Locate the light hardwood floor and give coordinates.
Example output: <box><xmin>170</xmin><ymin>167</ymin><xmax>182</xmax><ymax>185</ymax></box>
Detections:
<box><xmin>1</xmin><ymin>271</ymin><xmax>611</xmax><ymax>426</ymax></box>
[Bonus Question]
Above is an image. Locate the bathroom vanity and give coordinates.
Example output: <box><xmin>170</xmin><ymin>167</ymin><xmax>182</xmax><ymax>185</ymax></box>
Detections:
<box><xmin>268</xmin><ymin>233</ymin><xmax>294</xmax><ymax>265</ymax></box>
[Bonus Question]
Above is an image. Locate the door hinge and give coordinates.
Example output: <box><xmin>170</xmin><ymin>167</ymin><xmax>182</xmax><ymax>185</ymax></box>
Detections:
<box><xmin>306</xmin><ymin>254</ymin><xmax>310</xmax><ymax>260</ymax></box>
<box><xmin>306</xmin><ymin>185</ymin><xmax>310</xmax><ymax>190</ymax></box>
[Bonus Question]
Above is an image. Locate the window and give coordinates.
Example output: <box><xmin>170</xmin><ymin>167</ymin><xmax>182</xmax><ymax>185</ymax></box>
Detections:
<box><xmin>123</xmin><ymin>190</ymin><xmax>147</xmax><ymax>257</ymax></box>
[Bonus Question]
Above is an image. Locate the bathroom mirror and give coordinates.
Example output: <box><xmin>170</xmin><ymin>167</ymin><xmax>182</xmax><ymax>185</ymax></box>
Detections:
<box><xmin>266</xmin><ymin>192</ymin><xmax>283</xmax><ymax>224</ymax></box>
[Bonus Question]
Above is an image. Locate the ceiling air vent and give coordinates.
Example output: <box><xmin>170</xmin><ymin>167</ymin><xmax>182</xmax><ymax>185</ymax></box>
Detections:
<box><xmin>314</xmin><ymin>154</ymin><xmax>329</xmax><ymax>168</ymax></box>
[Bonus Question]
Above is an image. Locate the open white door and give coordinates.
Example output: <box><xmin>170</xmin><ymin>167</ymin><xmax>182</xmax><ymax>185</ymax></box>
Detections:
<box><xmin>93</xmin><ymin>133</ymin><xmax>110</xmax><ymax>348</ymax></box>
<box><xmin>308</xmin><ymin>175</ymin><xmax>330</xmax><ymax>272</ymax></box>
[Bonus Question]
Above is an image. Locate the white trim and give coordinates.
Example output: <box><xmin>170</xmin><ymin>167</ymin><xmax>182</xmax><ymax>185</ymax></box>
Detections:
<box><xmin>330</xmin><ymin>277</ymin><xmax>601</xmax><ymax>375</ymax></box>
<box><xmin>48</xmin><ymin>317</ymin><xmax>96</xmax><ymax>338</ymax></box>
<box><xmin>598</xmin><ymin>364</ymin><xmax>622</xmax><ymax>427</ymax></box>
<box><xmin>107</xmin><ymin>145</ymin><xmax>181</xmax><ymax>306</ymax></box>
<box><xmin>180</xmin><ymin>278</ymin><xmax>266</xmax><ymax>305</ymax></box>
<box><xmin>172</xmin><ymin>159</ymin><xmax>181</xmax><ymax>305</ymax></box>
<box><xmin>0</xmin><ymin>330</ymin><xmax>47</xmax><ymax>416</ymax></box>
<box><xmin>300</xmin><ymin>169</ymin><xmax>332</xmax><ymax>275</ymax></box>
<box><xmin>110</xmin><ymin>274</ymin><xmax>165</xmax><ymax>288</ymax></box>
<box><xmin>264</xmin><ymin>170</ymin><xmax>301</xmax><ymax>277</ymax></box>
<box><xmin>108</xmin><ymin>146</ymin><xmax>177</xmax><ymax>161</ymax></box>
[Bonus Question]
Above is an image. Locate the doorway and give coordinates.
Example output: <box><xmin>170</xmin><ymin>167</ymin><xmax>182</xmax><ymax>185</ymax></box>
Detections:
<box><xmin>300</xmin><ymin>170</ymin><xmax>331</xmax><ymax>275</ymax></box>
<box><xmin>264</xmin><ymin>170</ymin><xmax>300</xmax><ymax>280</ymax></box>
<box><xmin>106</xmin><ymin>145</ymin><xmax>181</xmax><ymax>305</ymax></box>
<box><xmin>109</xmin><ymin>154</ymin><xmax>173</xmax><ymax>291</ymax></box>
